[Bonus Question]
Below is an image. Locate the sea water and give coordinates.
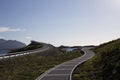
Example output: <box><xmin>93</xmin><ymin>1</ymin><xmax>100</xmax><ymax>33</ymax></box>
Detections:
<box><xmin>0</xmin><ymin>50</ymin><xmax>9</xmax><ymax>56</ymax></box>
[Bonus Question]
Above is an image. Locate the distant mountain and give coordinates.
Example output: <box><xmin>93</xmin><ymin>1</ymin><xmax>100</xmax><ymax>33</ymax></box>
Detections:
<box><xmin>0</xmin><ymin>39</ymin><xmax>26</xmax><ymax>51</ymax></box>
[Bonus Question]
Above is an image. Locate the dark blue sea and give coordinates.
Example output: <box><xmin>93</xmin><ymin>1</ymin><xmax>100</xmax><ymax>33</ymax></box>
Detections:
<box><xmin>0</xmin><ymin>50</ymin><xmax>9</xmax><ymax>56</ymax></box>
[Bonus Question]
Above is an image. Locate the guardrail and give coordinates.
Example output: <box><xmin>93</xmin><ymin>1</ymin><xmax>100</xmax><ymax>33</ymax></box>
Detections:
<box><xmin>0</xmin><ymin>43</ymin><xmax>50</xmax><ymax>60</ymax></box>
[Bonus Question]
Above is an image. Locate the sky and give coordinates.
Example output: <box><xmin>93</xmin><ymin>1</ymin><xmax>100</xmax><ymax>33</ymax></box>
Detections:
<box><xmin>0</xmin><ymin>0</ymin><xmax>120</xmax><ymax>46</ymax></box>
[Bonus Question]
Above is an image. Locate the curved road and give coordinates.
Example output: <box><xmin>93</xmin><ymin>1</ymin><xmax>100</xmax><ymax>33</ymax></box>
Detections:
<box><xmin>0</xmin><ymin>43</ymin><xmax>50</xmax><ymax>59</ymax></box>
<box><xmin>36</xmin><ymin>47</ymin><xmax>95</xmax><ymax>80</ymax></box>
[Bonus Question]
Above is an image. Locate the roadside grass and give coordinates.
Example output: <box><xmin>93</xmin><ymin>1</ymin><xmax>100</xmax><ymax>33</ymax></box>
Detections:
<box><xmin>72</xmin><ymin>39</ymin><xmax>120</xmax><ymax>80</ymax></box>
<box><xmin>0</xmin><ymin>49</ymin><xmax>82</xmax><ymax>80</ymax></box>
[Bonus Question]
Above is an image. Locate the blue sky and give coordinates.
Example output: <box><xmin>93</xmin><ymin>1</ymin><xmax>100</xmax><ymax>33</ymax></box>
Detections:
<box><xmin>0</xmin><ymin>0</ymin><xmax>120</xmax><ymax>46</ymax></box>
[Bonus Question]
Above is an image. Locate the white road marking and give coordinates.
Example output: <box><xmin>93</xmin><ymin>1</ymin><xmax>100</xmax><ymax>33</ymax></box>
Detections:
<box><xmin>45</xmin><ymin>74</ymin><xmax>69</xmax><ymax>76</ymax></box>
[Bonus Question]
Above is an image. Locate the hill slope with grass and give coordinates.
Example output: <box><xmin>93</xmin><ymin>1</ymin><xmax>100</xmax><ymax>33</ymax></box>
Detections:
<box><xmin>0</xmin><ymin>42</ymin><xmax>83</xmax><ymax>80</ymax></box>
<box><xmin>72</xmin><ymin>38</ymin><xmax>120</xmax><ymax>80</ymax></box>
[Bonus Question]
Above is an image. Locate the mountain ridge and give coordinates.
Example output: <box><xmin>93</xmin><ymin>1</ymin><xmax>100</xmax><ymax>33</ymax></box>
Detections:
<box><xmin>0</xmin><ymin>39</ymin><xmax>26</xmax><ymax>54</ymax></box>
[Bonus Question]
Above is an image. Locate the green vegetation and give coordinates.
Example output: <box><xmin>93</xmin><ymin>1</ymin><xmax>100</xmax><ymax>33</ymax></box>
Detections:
<box><xmin>72</xmin><ymin>38</ymin><xmax>120</xmax><ymax>80</ymax></box>
<box><xmin>0</xmin><ymin>48</ymin><xmax>82</xmax><ymax>80</ymax></box>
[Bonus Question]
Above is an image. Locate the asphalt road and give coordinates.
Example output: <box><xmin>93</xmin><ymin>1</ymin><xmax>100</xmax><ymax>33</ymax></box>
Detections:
<box><xmin>36</xmin><ymin>47</ymin><xmax>95</xmax><ymax>80</ymax></box>
<box><xmin>0</xmin><ymin>43</ymin><xmax>50</xmax><ymax>59</ymax></box>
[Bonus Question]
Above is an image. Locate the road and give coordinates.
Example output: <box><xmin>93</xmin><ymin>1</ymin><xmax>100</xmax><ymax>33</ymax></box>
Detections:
<box><xmin>36</xmin><ymin>47</ymin><xmax>95</xmax><ymax>80</ymax></box>
<box><xmin>0</xmin><ymin>43</ymin><xmax>50</xmax><ymax>59</ymax></box>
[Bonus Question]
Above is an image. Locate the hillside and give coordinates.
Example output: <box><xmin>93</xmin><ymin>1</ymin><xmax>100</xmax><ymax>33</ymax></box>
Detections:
<box><xmin>72</xmin><ymin>38</ymin><xmax>120</xmax><ymax>80</ymax></box>
<box><xmin>0</xmin><ymin>45</ymin><xmax>83</xmax><ymax>80</ymax></box>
